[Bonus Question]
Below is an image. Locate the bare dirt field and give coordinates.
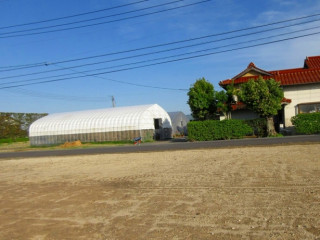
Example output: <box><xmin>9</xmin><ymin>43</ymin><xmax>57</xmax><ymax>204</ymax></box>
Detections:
<box><xmin>0</xmin><ymin>144</ymin><xmax>320</xmax><ymax>240</ymax></box>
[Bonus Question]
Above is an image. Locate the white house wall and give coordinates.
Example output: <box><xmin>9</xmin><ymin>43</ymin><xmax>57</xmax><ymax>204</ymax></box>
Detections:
<box><xmin>283</xmin><ymin>83</ymin><xmax>320</xmax><ymax>127</ymax></box>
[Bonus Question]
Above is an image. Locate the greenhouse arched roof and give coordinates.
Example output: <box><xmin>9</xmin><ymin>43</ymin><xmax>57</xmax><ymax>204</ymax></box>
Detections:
<box><xmin>29</xmin><ymin>104</ymin><xmax>171</xmax><ymax>137</ymax></box>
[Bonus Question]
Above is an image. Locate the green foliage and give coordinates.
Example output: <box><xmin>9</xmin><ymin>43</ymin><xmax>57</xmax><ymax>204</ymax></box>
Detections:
<box><xmin>239</xmin><ymin>77</ymin><xmax>284</xmax><ymax>136</ymax></box>
<box><xmin>143</xmin><ymin>131</ymin><xmax>154</xmax><ymax>142</ymax></box>
<box><xmin>217</xmin><ymin>82</ymin><xmax>238</xmax><ymax>118</ymax></box>
<box><xmin>244</xmin><ymin>118</ymin><xmax>267</xmax><ymax>137</ymax></box>
<box><xmin>0</xmin><ymin>114</ymin><xmax>27</xmax><ymax>139</ymax></box>
<box><xmin>239</xmin><ymin>77</ymin><xmax>284</xmax><ymax>118</ymax></box>
<box><xmin>268</xmin><ymin>133</ymin><xmax>284</xmax><ymax>138</ymax></box>
<box><xmin>187</xmin><ymin>78</ymin><xmax>217</xmax><ymax>121</ymax></box>
<box><xmin>90</xmin><ymin>140</ymin><xmax>133</xmax><ymax>145</ymax></box>
<box><xmin>291</xmin><ymin>113</ymin><xmax>320</xmax><ymax>134</ymax></box>
<box><xmin>187</xmin><ymin>119</ymin><xmax>253</xmax><ymax>141</ymax></box>
<box><xmin>216</xmin><ymin>90</ymin><xmax>229</xmax><ymax>115</ymax></box>
<box><xmin>0</xmin><ymin>112</ymin><xmax>47</xmax><ymax>139</ymax></box>
<box><xmin>0</xmin><ymin>137</ymin><xmax>29</xmax><ymax>144</ymax></box>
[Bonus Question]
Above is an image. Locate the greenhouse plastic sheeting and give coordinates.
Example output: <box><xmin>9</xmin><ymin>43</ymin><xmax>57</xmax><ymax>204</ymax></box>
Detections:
<box><xmin>29</xmin><ymin>104</ymin><xmax>172</xmax><ymax>137</ymax></box>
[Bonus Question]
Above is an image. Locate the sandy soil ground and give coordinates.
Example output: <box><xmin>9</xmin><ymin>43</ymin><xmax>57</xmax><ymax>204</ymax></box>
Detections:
<box><xmin>0</xmin><ymin>144</ymin><xmax>319</xmax><ymax>240</ymax></box>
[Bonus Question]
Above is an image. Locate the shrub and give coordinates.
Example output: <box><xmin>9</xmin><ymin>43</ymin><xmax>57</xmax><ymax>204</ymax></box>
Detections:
<box><xmin>187</xmin><ymin>119</ymin><xmax>252</xmax><ymax>141</ymax></box>
<box><xmin>291</xmin><ymin>113</ymin><xmax>320</xmax><ymax>134</ymax></box>
<box><xmin>244</xmin><ymin>118</ymin><xmax>267</xmax><ymax>137</ymax></box>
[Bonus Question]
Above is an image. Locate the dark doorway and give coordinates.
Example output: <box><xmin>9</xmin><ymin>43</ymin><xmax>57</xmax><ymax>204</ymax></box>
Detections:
<box><xmin>154</xmin><ymin>118</ymin><xmax>162</xmax><ymax>140</ymax></box>
<box><xmin>275</xmin><ymin>105</ymin><xmax>285</xmax><ymax>132</ymax></box>
<box><xmin>154</xmin><ymin>118</ymin><xmax>162</xmax><ymax>129</ymax></box>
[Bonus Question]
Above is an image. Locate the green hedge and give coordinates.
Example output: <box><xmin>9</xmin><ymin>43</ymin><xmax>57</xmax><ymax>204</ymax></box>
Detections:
<box><xmin>244</xmin><ymin>118</ymin><xmax>267</xmax><ymax>137</ymax></box>
<box><xmin>187</xmin><ymin>119</ymin><xmax>253</xmax><ymax>141</ymax></box>
<box><xmin>291</xmin><ymin>113</ymin><xmax>320</xmax><ymax>134</ymax></box>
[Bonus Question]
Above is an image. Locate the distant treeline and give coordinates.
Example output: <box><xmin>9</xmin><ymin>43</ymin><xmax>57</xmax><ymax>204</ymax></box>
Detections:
<box><xmin>0</xmin><ymin>112</ymin><xmax>47</xmax><ymax>139</ymax></box>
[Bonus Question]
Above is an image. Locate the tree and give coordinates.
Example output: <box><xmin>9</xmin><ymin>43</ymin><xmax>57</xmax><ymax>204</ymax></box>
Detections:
<box><xmin>239</xmin><ymin>77</ymin><xmax>284</xmax><ymax>136</ymax></box>
<box><xmin>0</xmin><ymin>114</ymin><xmax>27</xmax><ymax>139</ymax></box>
<box><xmin>216</xmin><ymin>83</ymin><xmax>238</xmax><ymax>120</ymax></box>
<box><xmin>216</xmin><ymin>90</ymin><xmax>230</xmax><ymax>119</ymax></box>
<box><xmin>187</xmin><ymin>78</ymin><xmax>217</xmax><ymax>121</ymax></box>
<box><xmin>0</xmin><ymin>112</ymin><xmax>47</xmax><ymax>139</ymax></box>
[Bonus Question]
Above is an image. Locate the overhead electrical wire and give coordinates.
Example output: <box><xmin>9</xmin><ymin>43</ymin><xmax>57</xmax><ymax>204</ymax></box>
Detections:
<box><xmin>0</xmin><ymin>0</ymin><xmax>211</xmax><ymax>38</ymax></box>
<box><xmin>0</xmin><ymin>0</ymin><xmax>150</xmax><ymax>30</ymax></box>
<box><xmin>0</xmin><ymin>62</ymin><xmax>46</xmax><ymax>70</ymax></box>
<box><xmin>21</xmin><ymin>26</ymin><xmax>318</xmax><ymax>93</ymax></box>
<box><xmin>0</xmin><ymin>0</ymin><xmax>184</xmax><ymax>35</ymax></box>
<box><xmin>1</xmin><ymin>18</ymin><xmax>319</xmax><ymax>81</ymax></box>
<box><xmin>0</xmin><ymin>14</ymin><xmax>320</xmax><ymax>72</ymax></box>
<box><xmin>5</xmin><ymin>87</ymin><xmax>109</xmax><ymax>102</ymax></box>
<box><xmin>1</xmin><ymin>30</ymin><xmax>319</xmax><ymax>90</ymax></box>
<box><xmin>1</xmin><ymin>25</ymin><xmax>319</xmax><ymax>87</ymax></box>
<box><xmin>51</xmin><ymin>63</ymin><xmax>188</xmax><ymax>91</ymax></box>
<box><xmin>1</xmin><ymin>12</ymin><xmax>319</xmax><ymax>72</ymax></box>
<box><xmin>2</xmin><ymin>4</ymin><xmax>319</xmax><ymax>98</ymax></box>
<box><xmin>4</xmin><ymin>64</ymin><xmax>188</xmax><ymax>103</ymax></box>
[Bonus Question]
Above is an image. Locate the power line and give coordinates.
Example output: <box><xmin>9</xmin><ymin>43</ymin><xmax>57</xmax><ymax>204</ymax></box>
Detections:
<box><xmin>51</xmin><ymin>63</ymin><xmax>188</xmax><ymax>91</ymax></box>
<box><xmin>1</xmin><ymin>30</ymin><xmax>319</xmax><ymax>90</ymax></box>
<box><xmin>0</xmin><ymin>62</ymin><xmax>46</xmax><ymax>70</ymax></box>
<box><xmin>5</xmin><ymin>87</ymin><xmax>109</xmax><ymax>102</ymax></box>
<box><xmin>4</xmin><ymin>62</ymin><xmax>189</xmax><ymax>90</ymax></box>
<box><xmin>3</xmin><ymin>25</ymin><xmax>318</xmax><ymax>87</ymax></box>
<box><xmin>0</xmin><ymin>0</ymin><xmax>150</xmax><ymax>30</ymax></box>
<box><xmin>0</xmin><ymin>0</ymin><xmax>183</xmax><ymax>35</ymax></box>
<box><xmin>1</xmin><ymin>12</ymin><xmax>319</xmax><ymax>72</ymax></box>
<box><xmin>1</xmin><ymin>19</ymin><xmax>319</xmax><ymax>81</ymax></box>
<box><xmin>0</xmin><ymin>0</ymin><xmax>211</xmax><ymax>38</ymax></box>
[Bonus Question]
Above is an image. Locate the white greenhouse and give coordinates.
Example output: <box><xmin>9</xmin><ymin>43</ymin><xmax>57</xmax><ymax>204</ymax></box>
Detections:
<box><xmin>29</xmin><ymin>104</ymin><xmax>172</xmax><ymax>146</ymax></box>
<box><xmin>168</xmin><ymin>112</ymin><xmax>190</xmax><ymax>136</ymax></box>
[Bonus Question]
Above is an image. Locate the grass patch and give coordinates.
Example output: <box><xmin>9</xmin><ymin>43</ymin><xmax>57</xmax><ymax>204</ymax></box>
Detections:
<box><xmin>89</xmin><ymin>140</ymin><xmax>133</xmax><ymax>145</ymax></box>
<box><xmin>0</xmin><ymin>137</ymin><xmax>29</xmax><ymax>144</ymax></box>
<box><xmin>268</xmin><ymin>133</ymin><xmax>284</xmax><ymax>138</ymax></box>
<box><xmin>29</xmin><ymin>144</ymin><xmax>61</xmax><ymax>149</ymax></box>
<box><xmin>0</xmin><ymin>139</ymin><xmax>155</xmax><ymax>153</ymax></box>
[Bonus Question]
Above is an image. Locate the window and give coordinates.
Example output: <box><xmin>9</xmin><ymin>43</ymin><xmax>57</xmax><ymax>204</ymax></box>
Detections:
<box><xmin>298</xmin><ymin>102</ymin><xmax>320</xmax><ymax>114</ymax></box>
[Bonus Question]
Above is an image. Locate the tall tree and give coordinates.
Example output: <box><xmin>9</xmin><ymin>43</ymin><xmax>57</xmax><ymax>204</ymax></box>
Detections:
<box><xmin>216</xmin><ymin>90</ymin><xmax>230</xmax><ymax>119</ymax></box>
<box><xmin>187</xmin><ymin>78</ymin><xmax>216</xmax><ymax>121</ymax></box>
<box><xmin>0</xmin><ymin>114</ymin><xmax>26</xmax><ymax>139</ymax></box>
<box><xmin>239</xmin><ymin>77</ymin><xmax>284</xmax><ymax>136</ymax></box>
<box><xmin>216</xmin><ymin>83</ymin><xmax>238</xmax><ymax>120</ymax></box>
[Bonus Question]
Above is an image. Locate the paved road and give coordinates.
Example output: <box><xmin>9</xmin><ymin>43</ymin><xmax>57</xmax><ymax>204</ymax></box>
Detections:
<box><xmin>0</xmin><ymin>134</ymin><xmax>319</xmax><ymax>160</ymax></box>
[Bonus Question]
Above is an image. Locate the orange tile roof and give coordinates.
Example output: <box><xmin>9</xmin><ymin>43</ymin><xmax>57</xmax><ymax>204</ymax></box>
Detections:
<box><xmin>230</xmin><ymin>97</ymin><xmax>291</xmax><ymax>110</ymax></box>
<box><xmin>305</xmin><ymin>56</ymin><xmax>320</xmax><ymax>68</ymax></box>
<box><xmin>219</xmin><ymin>56</ymin><xmax>320</xmax><ymax>87</ymax></box>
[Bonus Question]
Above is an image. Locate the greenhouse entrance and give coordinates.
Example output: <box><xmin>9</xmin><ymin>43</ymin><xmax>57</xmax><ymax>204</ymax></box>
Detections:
<box><xmin>153</xmin><ymin>118</ymin><xmax>172</xmax><ymax>140</ymax></box>
<box><xmin>154</xmin><ymin>118</ymin><xmax>162</xmax><ymax>140</ymax></box>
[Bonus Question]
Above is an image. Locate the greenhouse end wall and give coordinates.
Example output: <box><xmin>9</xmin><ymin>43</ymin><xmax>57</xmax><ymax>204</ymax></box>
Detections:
<box><xmin>30</xmin><ymin>129</ymin><xmax>155</xmax><ymax>146</ymax></box>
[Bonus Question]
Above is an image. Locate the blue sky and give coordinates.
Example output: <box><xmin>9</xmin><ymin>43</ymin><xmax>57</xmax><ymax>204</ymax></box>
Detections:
<box><xmin>1</xmin><ymin>0</ymin><xmax>320</xmax><ymax>114</ymax></box>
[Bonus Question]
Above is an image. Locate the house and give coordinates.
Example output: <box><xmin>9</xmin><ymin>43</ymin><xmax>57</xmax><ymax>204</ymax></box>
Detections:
<box><xmin>219</xmin><ymin>55</ymin><xmax>320</xmax><ymax>129</ymax></box>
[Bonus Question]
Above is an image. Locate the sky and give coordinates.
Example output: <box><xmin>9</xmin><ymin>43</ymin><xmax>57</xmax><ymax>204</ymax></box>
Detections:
<box><xmin>1</xmin><ymin>0</ymin><xmax>320</xmax><ymax>115</ymax></box>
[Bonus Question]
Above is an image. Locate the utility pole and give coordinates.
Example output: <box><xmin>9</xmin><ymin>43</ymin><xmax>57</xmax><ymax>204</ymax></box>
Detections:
<box><xmin>112</xmin><ymin>96</ymin><xmax>116</xmax><ymax>108</ymax></box>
